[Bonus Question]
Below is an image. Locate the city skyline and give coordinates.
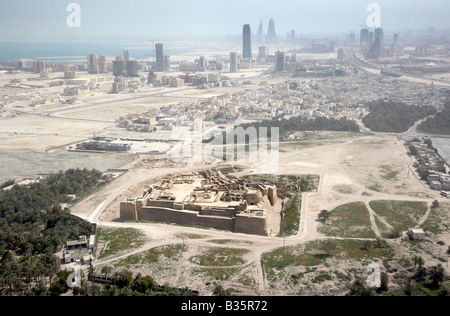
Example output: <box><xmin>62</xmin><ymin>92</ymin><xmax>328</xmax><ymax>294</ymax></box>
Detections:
<box><xmin>1</xmin><ymin>0</ymin><xmax>450</xmax><ymax>41</ymax></box>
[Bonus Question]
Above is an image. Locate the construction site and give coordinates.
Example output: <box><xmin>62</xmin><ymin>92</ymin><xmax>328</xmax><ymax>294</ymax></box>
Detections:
<box><xmin>119</xmin><ymin>166</ymin><xmax>297</xmax><ymax>236</ymax></box>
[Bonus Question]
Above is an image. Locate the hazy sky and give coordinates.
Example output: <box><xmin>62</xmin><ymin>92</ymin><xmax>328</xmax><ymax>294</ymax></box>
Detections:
<box><xmin>1</xmin><ymin>0</ymin><xmax>449</xmax><ymax>40</ymax></box>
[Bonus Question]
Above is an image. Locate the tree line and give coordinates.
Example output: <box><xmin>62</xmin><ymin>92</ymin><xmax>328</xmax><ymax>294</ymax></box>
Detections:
<box><xmin>362</xmin><ymin>100</ymin><xmax>436</xmax><ymax>133</ymax></box>
<box><xmin>49</xmin><ymin>268</ymin><xmax>197</xmax><ymax>297</ymax></box>
<box><xmin>0</xmin><ymin>168</ymin><xmax>108</xmax><ymax>295</ymax></box>
<box><xmin>214</xmin><ymin>116</ymin><xmax>361</xmax><ymax>143</ymax></box>
<box><xmin>418</xmin><ymin>100</ymin><xmax>450</xmax><ymax>135</ymax></box>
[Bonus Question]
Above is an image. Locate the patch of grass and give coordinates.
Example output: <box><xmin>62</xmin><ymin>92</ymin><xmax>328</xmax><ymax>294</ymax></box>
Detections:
<box><xmin>208</xmin><ymin>239</ymin><xmax>253</xmax><ymax>246</ymax></box>
<box><xmin>379</xmin><ymin>165</ymin><xmax>399</xmax><ymax>181</ymax></box>
<box><xmin>281</xmin><ymin>194</ymin><xmax>301</xmax><ymax>237</ymax></box>
<box><xmin>318</xmin><ymin>202</ymin><xmax>376</xmax><ymax>239</ymax></box>
<box><xmin>369</xmin><ymin>200</ymin><xmax>428</xmax><ymax>232</ymax></box>
<box><xmin>96</xmin><ymin>227</ymin><xmax>147</xmax><ymax>260</ymax></box>
<box><xmin>174</xmin><ymin>233</ymin><xmax>209</xmax><ymax>240</ymax></box>
<box><xmin>190</xmin><ymin>248</ymin><xmax>249</xmax><ymax>267</ymax></box>
<box><xmin>334</xmin><ymin>271</ymin><xmax>352</xmax><ymax>282</ymax></box>
<box><xmin>421</xmin><ymin>205</ymin><xmax>448</xmax><ymax>235</ymax></box>
<box><xmin>291</xmin><ymin>268</ymin><xmax>318</xmax><ymax>284</ymax></box>
<box><xmin>333</xmin><ymin>185</ymin><xmax>355</xmax><ymax>195</ymax></box>
<box><xmin>142</xmin><ymin>244</ymin><xmax>187</xmax><ymax>264</ymax></box>
<box><xmin>261</xmin><ymin>246</ymin><xmax>325</xmax><ymax>283</ymax></box>
<box><xmin>237</xmin><ymin>271</ymin><xmax>256</xmax><ymax>287</ymax></box>
<box><xmin>367</xmin><ymin>184</ymin><xmax>383</xmax><ymax>192</ymax></box>
<box><xmin>261</xmin><ymin>239</ymin><xmax>392</xmax><ymax>285</ymax></box>
<box><xmin>114</xmin><ymin>244</ymin><xmax>187</xmax><ymax>268</ymax></box>
<box><xmin>192</xmin><ymin>267</ymin><xmax>241</xmax><ymax>282</ymax></box>
<box><xmin>311</xmin><ymin>273</ymin><xmax>333</xmax><ymax>284</ymax></box>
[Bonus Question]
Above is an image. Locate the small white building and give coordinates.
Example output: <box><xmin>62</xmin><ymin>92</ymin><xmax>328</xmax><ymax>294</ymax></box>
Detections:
<box><xmin>63</xmin><ymin>235</ymin><xmax>95</xmax><ymax>264</ymax></box>
<box><xmin>408</xmin><ymin>228</ymin><xmax>425</xmax><ymax>241</ymax></box>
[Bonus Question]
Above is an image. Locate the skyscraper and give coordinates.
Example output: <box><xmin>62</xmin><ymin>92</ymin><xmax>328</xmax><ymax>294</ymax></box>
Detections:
<box><xmin>369</xmin><ymin>31</ymin><xmax>374</xmax><ymax>46</ymax></box>
<box><xmin>198</xmin><ymin>56</ymin><xmax>206</xmax><ymax>72</ymax></box>
<box><xmin>393</xmin><ymin>33</ymin><xmax>399</xmax><ymax>44</ymax></box>
<box><xmin>257</xmin><ymin>20</ymin><xmax>264</xmax><ymax>43</ymax></box>
<box><xmin>374</xmin><ymin>28</ymin><xmax>384</xmax><ymax>46</ymax></box>
<box><xmin>290</xmin><ymin>30</ymin><xmax>296</xmax><ymax>41</ymax></box>
<box><xmin>229</xmin><ymin>52</ymin><xmax>238</xmax><ymax>73</ymax></box>
<box><xmin>33</xmin><ymin>60</ymin><xmax>46</xmax><ymax>74</ymax></box>
<box><xmin>126</xmin><ymin>60</ymin><xmax>138</xmax><ymax>77</ymax></box>
<box><xmin>113</xmin><ymin>56</ymin><xmax>125</xmax><ymax>77</ymax></box>
<box><xmin>275</xmin><ymin>51</ymin><xmax>285</xmax><ymax>72</ymax></box>
<box><xmin>243</xmin><ymin>24</ymin><xmax>252</xmax><ymax>61</ymax></box>
<box><xmin>360</xmin><ymin>28</ymin><xmax>369</xmax><ymax>46</ymax></box>
<box><xmin>368</xmin><ymin>37</ymin><xmax>381</xmax><ymax>59</ymax></box>
<box><xmin>123</xmin><ymin>49</ymin><xmax>130</xmax><ymax>62</ymax></box>
<box><xmin>266</xmin><ymin>19</ymin><xmax>278</xmax><ymax>43</ymax></box>
<box><xmin>259</xmin><ymin>46</ymin><xmax>267</xmax><ymax>59</ymax></box>
<box><xmin>97</xmin><ymin>55</ymin><xmax>107</xmax><ymax>74</ymax></box>
<box><xmin>87</xmin><ymin>54</ymin><xmax>98</xmax><ymax>74</ymax></box>
<box><xmin>155</xmin><ymin>43</ymin><xmax>164</xmax><ymax>69</ymax></box>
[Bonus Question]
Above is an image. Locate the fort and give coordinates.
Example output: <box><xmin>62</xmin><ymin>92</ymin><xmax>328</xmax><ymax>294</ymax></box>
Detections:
<box><xmin>119</xmin><ymin>167</ymin><xmax>293</xmax><ymax>236</ymax></box>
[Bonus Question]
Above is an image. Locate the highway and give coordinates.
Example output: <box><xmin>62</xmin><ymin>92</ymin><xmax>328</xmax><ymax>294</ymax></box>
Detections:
<box><xmin>345</xmin><ymin>46</ymin><xmax>450</xmax><ymax>87</ymax></box>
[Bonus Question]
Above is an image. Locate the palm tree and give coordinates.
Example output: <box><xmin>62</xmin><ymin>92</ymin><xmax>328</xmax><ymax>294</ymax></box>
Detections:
<box><xmin>429</xmin><ymin>264</ymin><xmax>445</xmax><ymax>288</ymax></box>
<box><xmin>404</xmin><ymin>278</ymin><xmax>413</xmax><ymax>297</ymax></box>
<box><xmin>318</xmin><ymin>210</ymin><xmax>330</xmax><ymax>222</ymax></box>
<box><xmin>413</xmin><ymin>255</ymin><xmax>424</xmax><ymax>270</ymax></box>
<box><xmin>101</xmin><ymin>266</ymin><xmax>112</xmax><ymax>280</ymax></box>
<box><xmin>213</xmin><ymin>284</ymin><xmax>230</xmax><ymax>296</ymax></box>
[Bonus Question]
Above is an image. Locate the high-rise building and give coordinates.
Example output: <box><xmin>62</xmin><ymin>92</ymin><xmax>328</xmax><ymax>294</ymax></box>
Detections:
<box><xmin>112</xmin><ymin>77</ymin><xmax>126</xmax><ymax>94</ymax></box>
<box><xmin>368</xmin><ymin>37</ymin><xmax>381</xmax><ymax>59</ymax></box>
<box><xmin>257</xmin><ymin>20</ymin><xmax>264</xmax><ymax>43</ymax></box>
<box><xmin>229</xmin><ymin>52</ymin><xmax>238</xmax><ymax>73</ymax></box>
<box><xmin>155</xmin><ymin>43</ymin><xmax>164</xmax><ymax>68</ymax></box>
<box><xmin>415</xmin><ymin>45</ymin><xmax>428</xmax><ymax>57</ymax></box>
<box><xmin>266</xmin><ymin>19</ymin><xmax>278</xmax><ymax>43</ymax></box>
<box><xmin>163</xmin><ymin>55</ymin><xmax>170</xmax><ymax>71</ymax></box>
<box><xmin>337</xmin><ymin>48</ymin><xmax>345</xmax><ymax>60</ymax></box>
<box><xmin>97</xmin><ymin>55</ymin><xmax>107</xmax><ymax>74</ymax></box>
<box><xmin>258</xmin><ymin>46</ymin><xmax>267</xmax><ymax>58</ymax></box>
<box><xmin>123</xmin><ymin>49</ymin><xmax>130</xmax><ymax>62</ymax></box>
<box><xmin>369</xmin><ymin>31</ymin><xmax>374</xmax><ymax>46</ymax></box>
<box><xmin>87</xmin><ymin>54</ymin><xmax>98</xmax><ymax>74</ymax></box>
<box><xmin>33</xmin><ymin>60</ymin><xmax>46</xmax><ymax>74</ymax></box>
<box><xmin>349</xmin><ymin>32</ymin><xmax>356</xmax><ymax>44</ymax></box>
<box><xmin>374</xmin><ymin>28</ymin><xmax>384</xmax><ymax>46</ymax></box>
<box><xmin>198</xmin><ymin>56</ymin><xmax>206</xmax><ymax>72</ymax></box>
<box><xmin>243</xmin><ymin>24</ymin><xmax>252</xmax><ymax>61</ymax></box>
<box><xmin>360</xmin><ymin>28</ymin><xmax>369</xmax><ymax>46</ymax></box>
<box><xmin>275</xmin><ymin>51</ymin><xmax>285</xmax><ymax>72</ymax></box>
<box><xmin>125</xmin><ymin>60</ymin><xmax>139</xmax><ymax>77</ymax></box>
<box><xmin>147</xmin><ymin>71</ymin><xmax>157</xmax><ymax>85</ymax></box>
<box><xmin>113</xmin><ymin>56</ymin><xmax>125</xmax><ymax>76</ymax></box>
<box><xmin>290</xmin><ymin>30</ymin><xmax>296</xmax><ymax>41</ymax></box>
<box><xmin>393</xmin><ymin>33</ymin><xmax>399</xmax><ymax>44</ymax></box>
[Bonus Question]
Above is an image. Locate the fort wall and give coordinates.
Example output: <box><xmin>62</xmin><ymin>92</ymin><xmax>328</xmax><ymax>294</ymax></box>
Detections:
<box><xmin>119</xmin><ymin>201</ymin><xmax>137</xmax><ymax>221</ymax></box>
<box><xmin>234</xmin><ymin>212</ymin><xmax>267</xmax><ymax>236</ymax></box>
<box><xmin>137</xmin><ymin>207</ymin><xmax>235</xmax><ymax>231</ymax></box>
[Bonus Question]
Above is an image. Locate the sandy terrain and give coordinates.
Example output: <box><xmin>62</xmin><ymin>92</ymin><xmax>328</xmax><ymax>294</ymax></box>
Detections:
<box><xmin>2</xmin><ymin>62</ymin><xmax>449</xmax><ymax>296</ymax></box>
<box><xmin>68</xmin><ymin>130</ymin><xmax>449</xmax><ymax>296</ymax></box>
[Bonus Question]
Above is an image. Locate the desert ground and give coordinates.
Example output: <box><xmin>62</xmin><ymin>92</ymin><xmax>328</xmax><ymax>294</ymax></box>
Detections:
<box><xmin>68</xmin><ymin>131</ymin><xmax>449</xmax><ymax>296</ymax></box>
<box><xmin>1</xmin><ymin>66</ymin><xmax>449</xmax><ymax>296</ymax></box>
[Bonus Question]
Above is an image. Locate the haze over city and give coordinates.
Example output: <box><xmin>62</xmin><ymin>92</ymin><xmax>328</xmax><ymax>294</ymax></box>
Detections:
<box><xmin>1</xmin><ymin>0</ymin><xmax>450</xmax><ymax>40</ymax></box>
